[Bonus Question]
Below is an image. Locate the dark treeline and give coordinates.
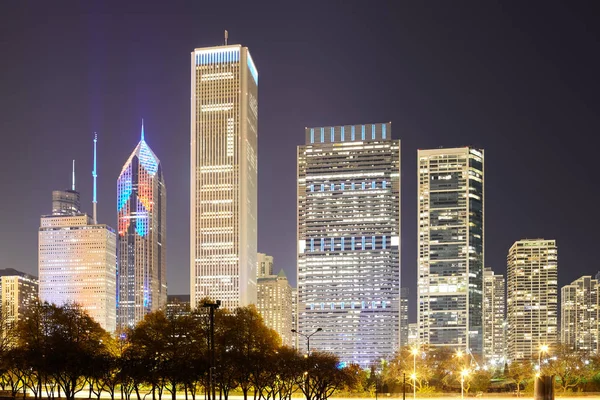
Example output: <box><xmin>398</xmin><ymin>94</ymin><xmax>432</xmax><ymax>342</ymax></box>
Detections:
<box><xmin>0</xmin><ymin>303</ymin><xmax>358</xmax><ymax>400</ymax></box>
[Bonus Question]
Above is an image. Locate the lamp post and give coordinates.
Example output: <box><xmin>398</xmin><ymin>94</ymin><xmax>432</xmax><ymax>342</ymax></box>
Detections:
<box><xmin>202</xmin><ymin>300</ymin><xmax>221</xmax><ymax>400</ymax></box>
<box><xmin>410</xmin><ymin>347</ymin><xmax>419</xmax><ymax>400</ymax></box>
<box><xmin>538</xmin><ymin>344</ymin><xmax>549</xmax><ymax>371</ymax></box>
<box><xmin>291</xmin><ymin>328</ymin><xmax>322</xmax><ymax>355</ymax></box>
<box><xmin>460</xmin><ymin>369</ymin><xmax>469</xmax><ymax>400</ymax></box>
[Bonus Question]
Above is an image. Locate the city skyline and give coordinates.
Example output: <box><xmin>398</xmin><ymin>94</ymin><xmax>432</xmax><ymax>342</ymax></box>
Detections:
<box><xmin>1</xmin><ymin>2</ymin><xmax>599</xmax><ymax>323</ymax></box>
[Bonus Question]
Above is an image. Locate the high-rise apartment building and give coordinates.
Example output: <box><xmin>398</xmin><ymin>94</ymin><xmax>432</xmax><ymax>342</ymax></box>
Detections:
<box><xmin>190</xmin><ymin>43</ymin><xmax>258</xmax><ymax>310</ymax></box>
<box><xmin>117</xmin><ymin>122</ymin><xmax>167</xmax><ymax>329</ymax></box>
<box><xmin>400</xmin><ymin>287</ymin><xmax>409</xmax><ymax>347</ymax></box>
<box><xmin>291</xmin><ymin>287</ymin><xmax>298</xmax><ymax>348</ymax></box>
<box><xmin>297</xmin><ymin>123</ymin><xmax>400</xmax><ymax>367</ymax></box>
<box><xmin>417</xmin><ymin>147</ymin><xmax>484</xmax><ymax>357</ymax></box>
<box><xmin>483</xmin><ymin>267</ymin><xmax>505</xmax><ymax>364</ymax></box>
<box><xmin>257</xmin><ymin>269</ymin><xmax>293</xmax><ymax>347</ymax></box>
<box><xmin>257</xmin><ymin>253</ymin><xmax>274</xmax><ymax>278</ymax></box>
<box><xmin>408</xmin><ymin>323</ymin><xmax>419</xmax><ymax>346</ymax></box>
<box><xmin>0</xmin><ymin>269</ymin><xmax>38</xmax><ymax>329</ymax></box>
<box><xmin>561</xmin><ymin>276</ymin><xmax>599</xmax><ymax>352</ymax></box>
<box><xmin>507</xmin><ymin>239</ymin><xmax>558</xmax><ymax>361</ymax></box>
<box><xmin>39</xmin><ymin>198</ymin><xmax>117</xmax><ymax>332</ymax></box>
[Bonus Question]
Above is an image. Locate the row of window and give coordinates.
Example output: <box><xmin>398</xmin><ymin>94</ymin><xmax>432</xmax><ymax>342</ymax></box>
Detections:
<box><xmin>307</xmin><ymin>235</ymin><xmax>394</xmax><ymax>252</ymax></box>
<box><xmin>309</xmin><ymin>124</ymin><xmax>387</xmax><ymax>144</ymax></box>
<box><xmin>309</xmin><ymin>180</ymin><xmax>388</xmax><ymax>192</ymax></box>
<box><xmin>308</xmin><ymin>300</ymin><xmax>390</xmax><ymax>310</ymax></box>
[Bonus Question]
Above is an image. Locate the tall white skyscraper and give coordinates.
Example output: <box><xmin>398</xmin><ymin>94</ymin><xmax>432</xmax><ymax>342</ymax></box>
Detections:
<box><xmin>297</xmin><ymin>123</ymin><xmax>400</xmax><ymax>367</ymax></box>
<box><xmin>507</xmin><ymin>239</ymin><xmax>558</xmax><ymax>361</ymax></box>
<box><xmin>483</xmin><ymin>267</ymin><xmax>505</xmax><ymax>364</ymax></box>
<box><xmin>190</xmin><ymin>43</ymin><xmax>258</xmax><ymax>310</ymax></box>
<box><xmin>117</xmin><ymin>122</ymin><xmax>167</xmax><ymax>329</ymax></box>
<box><xmin>561</xmin><ymin>276</ymin><xmax>599</xmax><ymax>352</ymax></box>
<box><xmin>418</xmin><ymin>147</ymin><xmax>484</xmax><ymax>357</ymax></box>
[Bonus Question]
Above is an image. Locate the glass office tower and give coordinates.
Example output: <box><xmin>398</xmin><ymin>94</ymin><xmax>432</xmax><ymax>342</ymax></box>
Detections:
<box><xmin>190</xmin><ymin>44</ymin><xmax>258</xmax><ymax>310</ymax></box>
<box><xmin>297</xmin><ymin>123</ymin><xmax>400</xmax><ymax>367</ymax></box>
<box><xmin>417</xmin><ymin>147</ymin><xmax>484</xmax><ymax>358</ymax></box>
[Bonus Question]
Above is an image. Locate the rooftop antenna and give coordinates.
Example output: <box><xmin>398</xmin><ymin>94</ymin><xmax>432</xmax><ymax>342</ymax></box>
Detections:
<box><xmin>141</xmin><ymin>118</ymin><xmax>145</xmax><ymax>141</ymax></box>
<box><xmin>72</xmin><ymin>160</ymin><xmax>75</xmax><ymax>191</ymax></box>
<box><xmin>92</xmin><ymin>133</ymin><xmax>98</xmax><ymax>224</ymax></box>
<box><xmin>224</xmin><ymin>30</ymin><xmax>228</xmax><ymax>45</ymax></box>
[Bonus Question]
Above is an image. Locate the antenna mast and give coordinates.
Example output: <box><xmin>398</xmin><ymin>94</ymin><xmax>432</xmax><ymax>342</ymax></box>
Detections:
<box><xmin>72</xmin><ymin>160</ymin><xmax>75</xmax><ymax>191</ymax></box>
<box><xmin>224</xmin><ymin>30</ymin><xmax>228</xmax><ymax>45</ymax></box>
<box><xmin>93</xmin><ymin>133</ymin><xmax>98</xmax><ymax>224</ymax></box>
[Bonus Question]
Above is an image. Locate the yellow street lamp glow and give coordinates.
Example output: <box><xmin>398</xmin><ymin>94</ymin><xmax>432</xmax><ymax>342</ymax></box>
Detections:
<box><xmin>410</xmin><ymin>373</ymin><xmax>417</xmax><ymax>380</ymax></box>
<box><xmin>455</xmin><ymin>350</ymin><xmax>464</xmax><ymax>358</ymax></box>
<box><xmin>411</xmin><ymin>347</ymin><xmax>420</xmax><ymax>356</ymax></box>
<box><xmin>540</xmin><ymin>344</ymin><xmax>549</xmax><ymax>353</ymax></box>
<box><xmin>461</xmin><ymin>369</ymin><xmax>470</xmax><ymax>377</ymax></box>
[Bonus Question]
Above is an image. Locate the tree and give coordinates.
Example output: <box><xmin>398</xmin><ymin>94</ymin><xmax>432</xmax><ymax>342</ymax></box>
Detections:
<box><xmin>544</xmin><ymin>344</ymin><xmax>591</xmax><ymax>393</ymax></box>
<box><xmin>296</xmin><ymin>352</ymin><xmax>358</xmax><ymax>400</ymax></box>
<box><xmin>506</xmin><ymin>360</ymin><xmax>533</xmax><ymax>396</ymax></box>
<box><xmin>388</xmin><ymin>346</ymin><xmax>435</xmax><ymax>391</ymax></box>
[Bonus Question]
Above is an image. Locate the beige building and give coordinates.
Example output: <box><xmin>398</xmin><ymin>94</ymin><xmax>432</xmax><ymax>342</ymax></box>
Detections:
<box><xmin>257</xmin><ymin>270</ymin><xmax>293</xmax><ymax>347</ymax></box>
<box><xmin>507</xmin><ymin>239</ymin><xmax>558</xmax><ymax>362</ymax></box>
<box><xmin>561</xmin><ymin>276</ymin><xmax>599</xmax><ymax>352</ymax></box>
<box><xmin>39</xmin><ymin>207</ymin><xmax>117</xmax><ymax>332</ymax></box>
<box><xmin>483</xmin><ymin>267</ymin><xmax>505</xmax><ymax>364</ymax></box>
<box><xmin>257</xmin><ymin>253</ymin><xmax>274</xmax><ymax>278</ymax></box>
<box><xmin>291</xmin><ymin>287</ymin><xmax>298</xmax><ymax>348</ymax></box>
<box><xmin>190</xmin><ymin>44</ymin><xmax>258</xmax><ymax>310</ymax></box>
<box><xmin>0</xmin><ymin>271</ymin><xmax>38</xmax><ymax>328</ymax></box>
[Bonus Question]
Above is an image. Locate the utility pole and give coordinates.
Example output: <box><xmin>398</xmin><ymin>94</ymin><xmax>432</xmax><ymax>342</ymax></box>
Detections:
<box><xmin>202</xmin><ymin>300</ymin><xmax>221</xmax><ymax>400</ymax></box>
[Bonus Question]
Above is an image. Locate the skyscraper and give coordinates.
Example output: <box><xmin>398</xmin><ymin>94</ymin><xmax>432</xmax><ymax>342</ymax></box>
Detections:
<box><xmin>561</xmin><ymin>276</ymin><xmax>599</xmax><ymax>352</ymax></box>
<box><xmin>0</xmin><ymin>269</ymin><xmax>38</xmax><ymax>329</ymax></box>
<box><xmin>483</xmin><ymin>267</ymin><xmax>505</xmax><ymax>364</ymax></box>
<box><xmin>297</xmin><ymin>123</ymin><xmax>400</xmax><ymax>367</ymax></box>
<box><xmin>257</xmin><ymin>253</ymin><xmax>274</xmax><ymax>278</ymax></box>
<box><xmin>507</xmin><ymin>239</ymin><xmax>558</xmax><ymax>361</ymax></box>
<box><xmin>291</xmin><ymin>287</ymin><xmax>298</xmax><ymax>348</ymax></box>
<box><xmin>257</xmin><ymin>269</ymin><xmax>293</xmax><ymax>347</ymax></box>
<box><xmin>190</xmin><ymin>43</ymin><xmax>258</xmax><ymax>310</ymax></box>
<box><xmin>400</xmin><ymin>288</ymin><xmax>409</xmax><ymax>347</ymax></box>
<box><xmin>417</xmin><ymin>147</ymin><xmax>484</xmax><ymax>357</ymax></box>
<box><xmin>117</xmin><ymin>122</ymin><xmax>167</xmax><ymax>329</ymax></box>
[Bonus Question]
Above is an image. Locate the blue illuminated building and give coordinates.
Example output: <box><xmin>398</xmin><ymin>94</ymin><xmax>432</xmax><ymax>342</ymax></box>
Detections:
<box><xmin>117</xmin><ymin>120</ymin><xmax>167</xmax><ymax>329</ymax></box>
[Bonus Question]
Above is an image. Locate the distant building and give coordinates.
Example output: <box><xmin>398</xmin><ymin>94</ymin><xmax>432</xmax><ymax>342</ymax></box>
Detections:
<box><xmin>257</xmin><ymin>270</ymin><xmax>293</xmax><ymax>347</ymax></box>
<box><xmin>400</xmin><ymin>288</ymin><xmax>409</xmax><ymax>347</ymax></box>
<box><xmin>39</xmin><ymin>181</ymin><xmax>117</xmax><ymax>333</ymax></box>
<box><xmin>166</xmin><ymin>294</ymin><xmax>191</xmax><ymax>318</ymax></box>
<box><xmin>0</xmin><ymin>269</ymin><xmax>38</xmax><ymax>328</ymax></box>
<box><xmin>117</xmin><ymin>122</ymin><xmax>167</xmax><ymax>329</ymax></box>
<box><xmin>483</xmin><ymin>267</ymin><xmax>505</xmax><ymax>364</ymax></box>
<box><xmin>507</xmin><ymin>239</ymin><xmax>558</xmax><ymax>362</ymax></box>
<box><xmin>257</xmin><ymin>253</ymin><xmax>274</xmax><ymax>278</ymax></box>
<box><xmin>190</xmin><ymin>44</ymin><xmax>258</xmax><ymax>310</ymax></box>
<box><xmin>408</xmin><ymin>323</ymin><xmax>419</xmax><ymax>346</ymax></box>
<box><xmin>297</xmin><ymin>123</ymin><xmax>400</xmax><ymax>367</ymax></box>
<box><xmin>561</xmin><ymin>276</ymin><xmax>599</xmax><ymax>352</ymax></box>
<box><xmin>418</xmin><ymin>147</ymin><xmax>484</xmax><ymax>358</ymax></box>
<box><xmin>291</xmin><ymin>287</ymin><xmax>298</xmax><ymax>348</ymax></box>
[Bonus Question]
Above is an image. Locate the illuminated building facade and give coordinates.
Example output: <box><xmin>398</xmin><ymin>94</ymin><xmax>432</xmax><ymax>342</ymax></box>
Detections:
<box><xmin>483</xmin><ymin>267</ymin><xmax>505</xmax><ymax>364</ymax></box>
<box><xmin>561</xmin><ymin>276</ymin><xmax>599</xmax><ymax>352</ymax></box>
<box><xmin>39</xmin><ymin>212</ymin><xmax>117</xmax><ymax>333</ymax></box>
<box><xmin>400</xmin><ymin>287</ymin><xmax>409</xmax><ymax>347</ymax></box>
<box><xmin>190</xmin><ymin>44</ymin><xmax>258</xmax><ymax>310</ymax></box>
<box><xmin>0</xmin><ymin>270</ymin><xmax>38</xmax><ymax>329</ymax></box>
<box><xmin>257</xmin><ymin>253</ymin><xmax>273</xmax><ymax>278</ymax></box>
<box><xmin>257</xmin><ymin>269</ymin><xmax>293</xmax><ymax>347</ymax></box>
<box><xmin>291</xmin><ymin>287</ymin><xmax>298</xmax><ymax>348</ymax></box>
<box><xmin>117</xmin><ymin>122</ymin><xmax>167</xmax><ymax>329</ymax></box>
<box><xmin>166</xmin><ymin>294</ymin><xmax>191</xmax><ymax>318</ymax></box>
<box><xmin>417</xmin><ymin>147</ymin><xmax>484</xmax><ymax>358</ymax></box>
<box><xmin>297</xmin><ymin>123</ymin><xmax>400</xmax><ymax>367</ymax></box>
<box><xmin>507</xmin><ymin>239</ymin><xmax>558</xmax><ymax>361</ymax></box>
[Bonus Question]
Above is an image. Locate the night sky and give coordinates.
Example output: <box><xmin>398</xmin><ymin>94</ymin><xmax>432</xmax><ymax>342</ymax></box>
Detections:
<box><xmin>1</xmin><ymin>1</ymin><xmax>599</xmax><ymax>322</ymax></box>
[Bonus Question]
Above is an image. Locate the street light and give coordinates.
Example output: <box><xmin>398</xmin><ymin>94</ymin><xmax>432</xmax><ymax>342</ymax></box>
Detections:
<box><xmin>410</xmin><ymin>347</ymin><xmax>419</xmax><ymax>400</ymax></box>
<box><xmin>291</xmin><ymin>328</ymin><xmax>322</xmax><ymax>355</ymax></box>
<box><xmin>460</xmin><ymin>369</ymin><xmax>469</xmax><ymax>400</ymax></box>
<box><xmin>538</xmin><ymin>344</ymin><xmax>549</xmax><ymax>371</ymax></box>
<box><xmin>202</xmin><ymin>300</ymin><xmax>221</xmax><ymax>400</ymax></box>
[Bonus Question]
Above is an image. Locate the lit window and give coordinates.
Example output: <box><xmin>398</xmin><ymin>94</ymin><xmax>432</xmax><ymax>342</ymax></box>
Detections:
<box><xmin>351</xmin><ymin>126</ymin><xmax>355</xmax><ymax>140</ymax></box>
<box><xmin>382</xmin><ymin>124</ymin><xmax>386</xmax><ymax>139</ymax></box>
<box><xmin>341</xmin><ymin>126</ymin><xmax>345</xmax><ymax>141</ymax></box>
<box><xmin>361</xmin><ymin>125</ymin><xmax>365</xmax><ymax>140</ymax></box>
<box><xmin>372</xmin><ymin>124</ymin><xmax>376</xmax><ymax>139</ymax></box>
<box><xmin>372</xmin><ymin>236</ymin><xmax>376</xmax><ymax>250</ymax></box>
<box><xmin>341</xmin><ymin>183</ymin><xmax>345</xmax><ymax>190</ymax></box>
<box><xmin>310</xmin><ymin>128</ymin><xmax>314</xmax><ymax>144</ymax></box>
<box><xmin>382</xmin><ymin>180</ymin><xmax>387</xmax><ymax>188</ymax></box>
<box><xmin>331</xmin><ymin>127</ymin><xmax>334</xmax><ymax>142</ymax></box>
<box><xmin>321</xmin><ymin>127</ymin><xmax>325</xmax><ymax>143</ymax></box>
<box><xmin>372</xmin><ymin>181</ymin><xmax>376</xmax><ymax>189</ymax></box>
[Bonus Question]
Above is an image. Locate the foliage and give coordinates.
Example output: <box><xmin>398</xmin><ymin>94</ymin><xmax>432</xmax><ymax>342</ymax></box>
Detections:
<box><xmin>544</xmin><ymin>344</ymin><xmax>593</xmax><ymax>393</ymax></box>
<box><xmin>505</xmin><ymin>360</ymin><xmax>533</xmax><ymax>397</ymax></box>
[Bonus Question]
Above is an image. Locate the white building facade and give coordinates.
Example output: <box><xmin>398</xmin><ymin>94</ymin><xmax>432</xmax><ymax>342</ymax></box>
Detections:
<box><xmin>0</xmin><ymin>273</ymin><xmax>38</xmax><ymax>328</ymax></box>
<box><xmin>257</xmin><ymin>270</ymin><xmax>293</xmax><ymax>347</ymax></box>
<box><xmin>561</xmin><ymin>276</ymin><xmax>599</xmax><ymax>353</ymax></box>
<box><xmin>483</xmin><ymin>267</ymin><xmax>505</xmax><ymax>364</ymax></box>
<box><xmin>190</xmin><ymin>44</ymin><xmax>258</xmax><ymax>310</ymax></box>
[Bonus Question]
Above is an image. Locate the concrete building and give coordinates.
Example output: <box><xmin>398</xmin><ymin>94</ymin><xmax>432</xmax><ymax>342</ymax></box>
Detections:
<box><xmin>483</xmin><ymin>267</ymin><xmax>505</xmax><ymax>364</ymax></box>
<box><xmin>507</xmin><ymin>239</ymin><xmax>558</xmax><ymax>362</ymax></box>
<box><xmin>297</xmin><ymin>123</ymin><xmax>400</xmax><ymax>367</ymax></box>
<box><xmin>257</xmin><ymin>253</ymin><xmax>274</xmax><ymax>278</ymax></box>
<box><xmin>408</xmin><ymin>323</ymin><xmax>419</xmax><ymax>346</ymax></box>
<box><xmin>117</xmin><ymin>122</ymin><xmax>167</xmax><ymax>329</ymax></box>
<box><xmin>190</xmin><ymin>43</ymin><xmax>258</xmax><ymax>310</ymax></box>
<box><xmin>561</xmin><ymin>276</ymin><xmax>599</xmax><ymax>352</ymax></box>
<box><xmin>0</xmin><ymin>269</ymin><xmax>38</xmax><ymax>329</ymax></box>
<box><xmin>417</xmin><ymin>147</ymin><xmax>484</xmax><ymax>358</ymax></box>
<box><xmin>257</xmin><ymin>270</ymin><xmax>293</xmax><ymax>347</ymax></box>
<box><xmin>400</xmin><ymin>287</ymin><xmax>409</xmax><ymax>347</ymax></box>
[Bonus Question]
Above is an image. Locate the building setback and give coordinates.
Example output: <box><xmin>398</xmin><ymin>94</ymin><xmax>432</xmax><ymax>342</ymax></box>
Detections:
<box><xmin>39</xmin><ymin>190</ymin><xmax>117</xmax><ymax>332</ymax></box>
<box><xmin>190</xmin><ymin>44</ymin><xmax>258</xmax><ymax>310</ymax></box>
<box><xmin>507</xmin><ymin>239</ymin><xmax>558</xmax><ymax>361</ymax></box>
<box><xmin>257</xmin><ymin>269</ymin><xmax>293</xmax><ymax>347</ymax></box>
<box><xmin>561</xmin><ymin>276</ymin><xmax>599</xmax><ymax>352</ymax></box>
<box><xmin>417</xmin><ymin>147</ymin><xmax>484</xmax><ymax>358</ymax></box>
<box><xmin>117</xmin><ymin>122</ymin><xmax>167</xmax><ymax>329</ymax></box>
<box><xmin>483</xmin><ymin>267</ymin><xmax>505</xmax><ymax>364</ymax></box>
<box><xmin>297</xmin><ymin>123</ymin><xmax>400</xmax><ymax>367</ymax></box>
<box><xmin>0</xmin><ymin>269</ymin><xmax>38</xmax><ymax>329</ymax></box>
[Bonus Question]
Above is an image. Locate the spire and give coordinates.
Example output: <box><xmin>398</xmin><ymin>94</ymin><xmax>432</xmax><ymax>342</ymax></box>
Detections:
<box><xmin>72</xmin><ymin>159</ymin><xmax>75</xmax><ymax>191</ymax></box>
<box><xmin>141</xmin><ymin>118</ymin><xmax>145</xmax><ymax>142</ymax></box>
<box><xmin>93</xmin><ymin>133</ymin><xmax>98</xmax><ymax>224</ymax></box>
